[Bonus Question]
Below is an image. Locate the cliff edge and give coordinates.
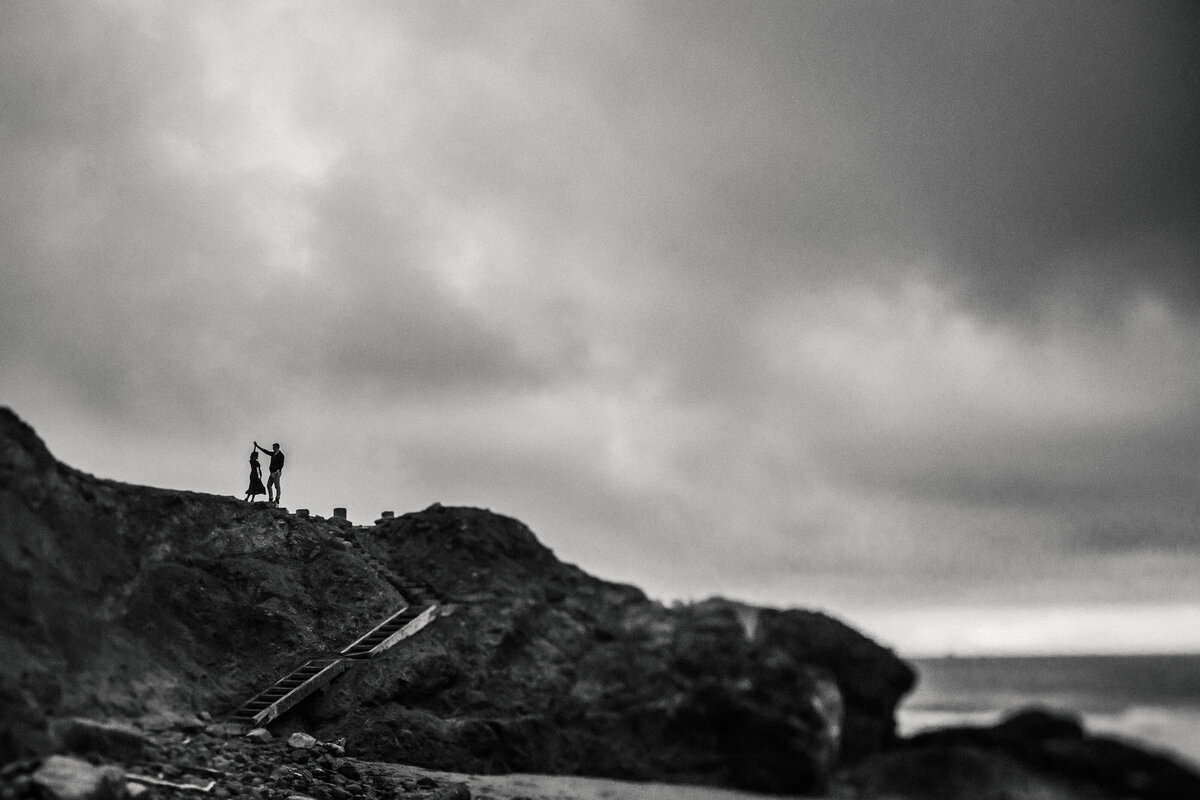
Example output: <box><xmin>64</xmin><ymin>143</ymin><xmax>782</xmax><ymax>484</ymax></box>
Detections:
<box><xmin>0</xmin><ymin>407</ymin><xmax>914</xmax><ymax>794</ymax></box>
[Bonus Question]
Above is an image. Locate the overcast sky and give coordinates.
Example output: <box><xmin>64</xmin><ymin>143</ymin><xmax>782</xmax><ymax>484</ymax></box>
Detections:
<box><xmin>3</xmin><ymin>1</ymin><xmax>1199</xmax><ymax>655</ymax></box>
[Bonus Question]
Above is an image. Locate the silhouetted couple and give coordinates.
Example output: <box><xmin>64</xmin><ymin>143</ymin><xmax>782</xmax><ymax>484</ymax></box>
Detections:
<box><xmin>245</xmin><ymin>441</ymin><xmax>284</xmax><ymax>505</ymax></box>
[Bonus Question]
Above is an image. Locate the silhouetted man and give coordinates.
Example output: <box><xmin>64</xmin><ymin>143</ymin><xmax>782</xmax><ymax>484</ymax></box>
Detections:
<box><xmin>254</xmin><ymin>441</ymin><xmax>285</xmax><ymax>505</ymax></box>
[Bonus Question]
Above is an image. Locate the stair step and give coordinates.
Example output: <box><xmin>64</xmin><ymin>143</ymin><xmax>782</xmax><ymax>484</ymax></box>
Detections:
<box><xmin>226</xmin><ymin>603</ymin><xmax>439</xmax><ymax>723</ymax></box>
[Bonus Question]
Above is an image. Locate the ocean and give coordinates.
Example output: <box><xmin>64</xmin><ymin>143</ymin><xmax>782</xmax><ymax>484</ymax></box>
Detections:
<box><xmin>900</xmin><ymin>654</ymin><xmax>1200</xmax><ymax>769</ymax></box>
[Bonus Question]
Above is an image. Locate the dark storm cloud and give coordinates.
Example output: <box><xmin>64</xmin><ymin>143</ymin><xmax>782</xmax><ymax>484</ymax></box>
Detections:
<box><xmin>821</xmin><ymin>406</ymin><xmax>1200</xmax><ymax>514</ymax></box>
<box><xmin>507</xmin><ymin>1</ymin><xmax>1200</xmax><ymax>320</ymax></box>
<box><xmin>814</xmin><ymin>0</ymin><xmax>1200</xmax><ymax>314</ymax></box>
<box><xmin>5</xmin><ymin>0</ymin><xmax>1200</xmax><ymax>653</ymax></box>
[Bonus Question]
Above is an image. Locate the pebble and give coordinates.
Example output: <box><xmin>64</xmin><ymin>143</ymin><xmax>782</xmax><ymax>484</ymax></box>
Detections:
<box><xmin>0</xmin><ymin>726</ymin><xmax>458</xmax><ymax>800</ymax></box>
<box><xmin>430</xmin><ymin>784</ymin><xmax>471</xmax><ymax>800</ymax></box>
<box><xmin>245</xmin><ymin>729</ymin><xmax>273</xmax><ymax>744</ymax></box>
<box><xmin>287</xmin><ymin>734</ymin><xmax>318</xmax><ymax>751</ymax></box>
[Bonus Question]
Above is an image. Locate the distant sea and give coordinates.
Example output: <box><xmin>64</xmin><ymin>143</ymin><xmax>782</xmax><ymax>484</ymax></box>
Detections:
<box><xmin>900</xmin><ymin>654</ymin><xmax>1200</xmax><ymax>769</ymax></box>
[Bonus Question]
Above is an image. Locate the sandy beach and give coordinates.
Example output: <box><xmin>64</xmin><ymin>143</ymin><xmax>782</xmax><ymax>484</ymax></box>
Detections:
<box><xmin>375</xmin><ymin>762</ymin><xmax>812</xmax><ymax>800</ymax></box>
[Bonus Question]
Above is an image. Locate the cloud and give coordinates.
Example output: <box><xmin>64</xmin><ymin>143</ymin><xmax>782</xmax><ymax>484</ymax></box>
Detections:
<box><xmin>861</xmin><ymin>602</ymin><xmax>1200</xmax><ymax>656</ymax></box>
<box><xmin>821</xmin><ymin>1</ymin><xmax>1200</xmax><ymax>314</ymax></box>
<box><xmin>3</xmin><ymin>0</ymin><xmax>1199</xmax><ymax>653</ymax></box>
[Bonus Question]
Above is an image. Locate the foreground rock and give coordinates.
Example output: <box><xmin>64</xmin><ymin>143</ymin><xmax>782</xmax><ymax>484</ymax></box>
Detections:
<box><xmin>1</xmin><ymin>723</ymin><xmax>470</xmax><ymax>800</ymax></box>
<box><xmin>30</xmin><ymin>756</ymin><xmax>126</xmax><ymax>800</ymax></box>
<box><xmin>833</xmin><ymin>707</ymin><xmax>1200</xmax><ymax>800</ymax></box>
<box><xmin>53</xmin><ymin>720</ymin><xmax>147</xmax><ymax>763</ymax></box>
<box><xmin>0</xmin><ymin>407</ymin><xmax>914</xmax><ymax>793</ymax></box>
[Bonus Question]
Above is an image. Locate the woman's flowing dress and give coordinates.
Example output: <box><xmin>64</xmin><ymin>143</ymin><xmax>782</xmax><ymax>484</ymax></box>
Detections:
<box><xmin>247</xmin><ymin>459</ymin><xmax>266</xmax><ymax>495</ymax></box>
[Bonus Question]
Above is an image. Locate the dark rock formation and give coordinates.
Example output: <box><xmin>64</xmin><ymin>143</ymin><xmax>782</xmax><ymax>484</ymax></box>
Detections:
<box><xmin>0</xmin><ymin>407</ymin><xmax>913</xmax><ymax>793</ymax></box>
<box><xmin>835</xmin><ymin>707</ymin><xmax>1200</xmax><ymax>800</ymax></box>
<box><xmin>0</xmin><ymin>408</ymin><xmax>409</xmax><ymax>763</ymax></box>
<box><xmin>306</xmin><ymin>508</ymin><xmax>914</xmax><ymax>793</ymax></box>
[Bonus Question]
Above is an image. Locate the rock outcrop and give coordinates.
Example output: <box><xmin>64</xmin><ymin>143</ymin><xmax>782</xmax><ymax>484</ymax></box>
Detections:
<box><xmin>0</xmin><ymin>408</ymin><xmax>410</xmax><ymax>763</ymax></box>
<box><xmin>311</xmin><ymin>507</ymin><xmax>913</xmax><ymax>793</ymax></box>
<box><xmin>0</xmin><ymin>407</ymin><xmax>914</xmax><ymax>794</ymax></box>
<box><xmin>834</xmin><ymin>708</ymin><xmax>1200</xmax><ymax>800</ymax></box>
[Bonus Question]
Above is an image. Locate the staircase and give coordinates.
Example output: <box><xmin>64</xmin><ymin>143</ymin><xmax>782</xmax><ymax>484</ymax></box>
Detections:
<box><xmin>226</xmin><ymin>526</ymin><xmax>446</xmax><ymax>728</ymax></box>
<box><xmin>338</xmin><ymin>604</ymin><xmax>437</xmax><ymax>660</ymax></box>
<box><xmin>227</xmin><ymin>657</ymin><xmax>349</xmax><ymax>728</ymax></box>
<box><xmin>227</xmin><ymin>602</ymin><xmax>438</xmax><ymax>728</ymax></box>
<box><xmin>345</xmin><ymin>531</ymin><xmax>440</xmax><ymax>606</ymax></box>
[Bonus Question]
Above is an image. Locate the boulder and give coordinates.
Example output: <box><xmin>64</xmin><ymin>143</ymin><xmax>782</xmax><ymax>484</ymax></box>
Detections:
<box><xmin>245</xmin><ymin>727</ymin><xmax>274</xmax><ymax>743</ymax></box>
<box><xmin>839</xmin><ymin>707</ymin><xmax>1200</xmax><ymax>799</ymax></box>
<box><xmin>288</xmin><ymin>732</ymin><xmax>318</xmax><ymax>750</ymax></box>
<box><xmin>32</xmin><ymin>755</ymin><xmax>127</xmax><ymax>800</ymax></box>
<box><xmin>54</xmin><ymin>718</ymin><xmax>147</xmax><ymax>761</ymax></box>
<box><xmin>994</xmin><ymin>707</ymin><xmax>1085</xmax><ymax>742</ymax></box>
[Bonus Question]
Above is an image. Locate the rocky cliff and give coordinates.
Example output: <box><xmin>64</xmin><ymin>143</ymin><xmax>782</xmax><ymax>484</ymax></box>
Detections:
<box><xmin>0</xmin><ymin>407</ymin><xmax>914</xmax><ymax>794</ymax></box>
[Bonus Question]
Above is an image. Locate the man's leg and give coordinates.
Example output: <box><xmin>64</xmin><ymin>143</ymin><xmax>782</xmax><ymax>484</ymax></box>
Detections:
<box><xmin>267</xmin><ymin>471</ymin><xmax>279</xmax><ymax>503</ymax></box>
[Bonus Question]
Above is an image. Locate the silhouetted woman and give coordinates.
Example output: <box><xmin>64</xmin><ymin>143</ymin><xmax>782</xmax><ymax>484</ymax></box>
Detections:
<box><xmin>245</xmin><ymin>449</ymin><xmax>266</xmax><ymax>502</ymax></box>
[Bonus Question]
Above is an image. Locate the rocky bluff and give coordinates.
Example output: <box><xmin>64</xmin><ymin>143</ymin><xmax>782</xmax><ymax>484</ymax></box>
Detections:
<box><xmin>0</xmin><ymin>407</ymin><xmax>913</xmax><ymax>794</ymax></box>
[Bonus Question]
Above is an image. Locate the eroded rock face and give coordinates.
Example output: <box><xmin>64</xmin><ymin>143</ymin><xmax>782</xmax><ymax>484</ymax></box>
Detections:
<box><xmin>0</xmin><ymin>408</ymin><xmax>914</xmax><ymax>794</ymax></box>
<box><xmin>0</xmin><ymin>408</ymin><xmax>405</xmax><ymax>760</ymax></box>
<box><xmin>305</xmin><ymin>508</ymin><xmax>914</xmax><ymax>794</ymax></box>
